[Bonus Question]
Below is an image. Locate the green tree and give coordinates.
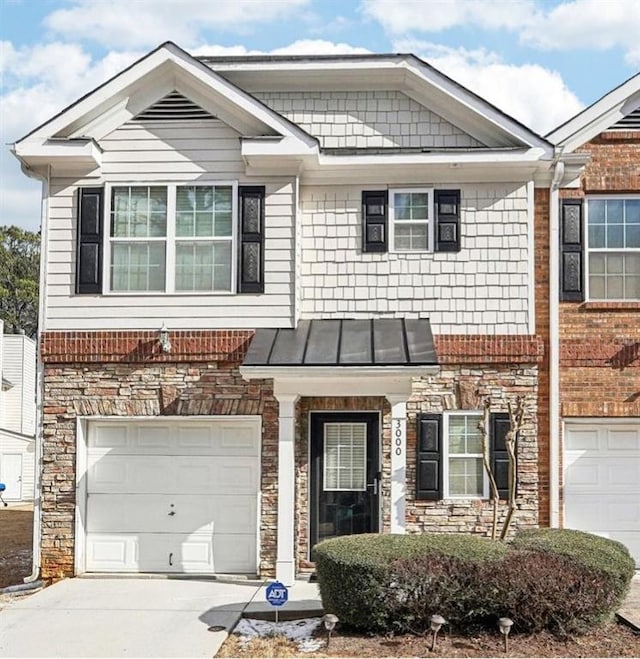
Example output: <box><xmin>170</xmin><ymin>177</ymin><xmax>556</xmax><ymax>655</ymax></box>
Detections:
<box><xmin>0</xmin><ymin>226</ymin><xmax>40</xmax><ymax>338</ymax></box>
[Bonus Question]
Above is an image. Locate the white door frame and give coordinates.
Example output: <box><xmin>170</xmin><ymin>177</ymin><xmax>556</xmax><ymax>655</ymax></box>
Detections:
<box><xmin>1</xmin><ymin>453</ymin><xmax>23</xmax><ymax>500</ymax></box>
<box><xmin>74</xmin><ymin>415</ymin><xmax>262</xmax><ymax>576</ymax></box>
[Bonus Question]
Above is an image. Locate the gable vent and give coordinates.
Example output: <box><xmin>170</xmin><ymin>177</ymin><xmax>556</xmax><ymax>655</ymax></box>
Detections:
<box><xmin>611</xmin><ymin>106</ymin><xmax>640</xmax><ymax>131</ymax></box>
<box><xmin>134</xmin><ymin>91</ymin><xmax>216</xmax><ymax>121</ymax></box>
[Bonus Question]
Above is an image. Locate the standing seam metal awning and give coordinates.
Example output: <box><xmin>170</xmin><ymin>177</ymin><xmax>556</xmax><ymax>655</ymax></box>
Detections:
<box><xmin>242</xmin><ymin>319</ymin><xmax>438</xmax><ymax>367</ymax></box>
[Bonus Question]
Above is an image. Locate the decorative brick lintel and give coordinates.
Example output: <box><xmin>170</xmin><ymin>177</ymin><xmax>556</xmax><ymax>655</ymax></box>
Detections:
<box><xmin>41</xmin><ymin>330</ymin><xmax>545</xmax><ymax>366</ymax></box>
<box><xmin>434</xmin><ymin>335</ymin><xmax>544</xmax><ymax>364</ymax></box>
<box><xmin>41</xmin><ymin>330</ymin><xmax>254</xmax><ymax>364</ymax></box>
<box><xmin>562</xmin><ymin>401</ymin><xmax>640</xmax><ymax>417</ymax></box>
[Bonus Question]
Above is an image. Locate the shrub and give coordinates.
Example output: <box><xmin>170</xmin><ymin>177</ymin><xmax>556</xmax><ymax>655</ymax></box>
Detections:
<box><xmin>313</xmin><ymin>530</ymin><xmax>635</xmax><ymax>635</ymax></box>
<box><xmin>312</xmin><ymin>533</ymin><xmax>506</xmax><ymax>632</ymax></box>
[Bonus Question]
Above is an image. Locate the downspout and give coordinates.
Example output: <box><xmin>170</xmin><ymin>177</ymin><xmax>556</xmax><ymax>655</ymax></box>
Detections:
<box><xmin>17</xmin><ymin>160</ymin><xmax>50</xmax><ymax>582</ymax></box>
<box><xmin>549</xmin><ymin>159</ymin><xmax>564</xmax><ymax>528</ymax></box>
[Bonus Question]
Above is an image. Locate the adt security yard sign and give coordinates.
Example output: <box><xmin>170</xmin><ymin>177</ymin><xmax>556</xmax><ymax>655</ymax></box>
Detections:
<box><xmin>265</xmin><ymin>581</ymin><xmax>288</xmax><ymax>623</ymax></box>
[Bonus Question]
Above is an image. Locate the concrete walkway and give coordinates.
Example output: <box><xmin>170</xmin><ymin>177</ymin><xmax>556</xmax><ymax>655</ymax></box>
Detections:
<box><xmin>0</xmin><ymin>577</ymin><xmax>262</xmax><ymax>658</ymax></box>
<box><xmin>617</xmin><ymin>573</ymin><xmax>640</xmax><ymax>632</ymax></box>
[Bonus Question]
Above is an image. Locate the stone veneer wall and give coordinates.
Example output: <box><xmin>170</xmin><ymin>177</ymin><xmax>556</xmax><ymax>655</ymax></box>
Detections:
<box><xmin>293</xmin><ymin>365</ymin><xmax>540</xmax><ymax>569</ymax></box>
<box><xmin>39</xmin><ymin>331</ymin><xmax>279</xmax><ymax>580</ymax></box>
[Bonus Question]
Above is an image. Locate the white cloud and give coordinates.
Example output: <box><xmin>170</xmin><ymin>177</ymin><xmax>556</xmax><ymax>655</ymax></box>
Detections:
<box><xmin>362</xmin><ymin>0</ymin><xmax>538</xmax><ymax>34</ymax></box>
<box><xmin>192</xmin><ymin>40</ymin><xmax>370</xmax><ymax>58</ymax></box>
<box><xmin>44</xmin><ymin>0</ymin><xmax>310</xmax><ymax>49</ymax></box>
<box><xmin>520</xmin><ymin>0</ymin><xmax>640</xmax><ymax>66</ymax></box>
<box><xmin>396</xmin><ymin>39</ymin><xmax>584</xmax><ymax>134</ymax></box>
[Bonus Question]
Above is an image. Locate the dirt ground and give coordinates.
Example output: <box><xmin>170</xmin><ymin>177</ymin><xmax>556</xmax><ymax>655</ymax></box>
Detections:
<box><xmin>0</xmin><ymin>506</ymin><xmax>33</xmax><ymax>589</ymax></box>
<box><xmin>219</xmin><ymin>621</ymin><xmax>640</xmax><ymax>658</ymax></box>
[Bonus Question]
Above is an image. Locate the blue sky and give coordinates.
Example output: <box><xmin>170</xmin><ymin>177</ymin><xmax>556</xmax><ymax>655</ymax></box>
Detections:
<box><xmin>1</xmin><ymin>0</ymin><xmax>638</xmax><ymax>230</ymax></box>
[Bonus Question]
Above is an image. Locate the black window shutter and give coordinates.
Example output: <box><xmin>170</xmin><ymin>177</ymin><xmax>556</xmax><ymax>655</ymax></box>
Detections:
<box><xmin>435</xmin><ymin>189</ymin><xmax>461</xmax><ymax>252</ymax></box>
<box><xmin>362</xmin><ymin>190</ymin><xmax>388</xmax><ymax>253</ymax></box>
<box><xmin>76</xmin><ymin>187</ymin><xmax>104</xmax><ymax>294</ymax></box>
<box><xmin>490</xmin><ymin>413</ymin><xmax>511</xmax><ymax>500</ymax></box>
<box><xmin>560</xmin><ymin>199</ymin><xmax>584</xmax><ymax>301</ymax></box>
<box><xmin>416</xmin><ymin>413</ymin><xmax>442</xmax><ymax>500</ymax></box>
<box><xmin>238</xmin><ymin>186</ymin><xmax>265</xmax><ymax>294</ymax></box>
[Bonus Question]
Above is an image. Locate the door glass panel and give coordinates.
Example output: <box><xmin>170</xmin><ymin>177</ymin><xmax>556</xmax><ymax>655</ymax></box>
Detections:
<box><xmin>323</xmin><ymin>423</ymin><xmax>366</xmax><ymax>491</ymax></box>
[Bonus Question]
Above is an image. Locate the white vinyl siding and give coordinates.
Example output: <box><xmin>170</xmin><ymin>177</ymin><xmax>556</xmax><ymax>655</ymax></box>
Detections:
<box><xmin>300</xmin><ymin>183</ymin><xmax>531</xmax><ymax>334</ymax></box>
<box><xmin>587</xmin><ymin>197</ymin><xmax>640</xmax><ymax>300</ymax></box>
<box><xmin>43</xmin><ymin>120</ymin><xmax>296</xmax><ymax>330</ymax></box>
<box><xmin>0</xmin><ymin>334</ymin><xmax>36</xmax><ymax>437</ymax></box>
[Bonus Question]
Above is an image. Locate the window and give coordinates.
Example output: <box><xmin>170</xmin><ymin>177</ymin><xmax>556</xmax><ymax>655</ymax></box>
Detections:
<box><xmin>108</xmin><ymin>183</ymin><xmax>235</xmax><ymax>293</ymax></box>
<box><xmin>389</xmin><ymin>188</ymin><xmax>433</xmax><ymax>251</ymax></box>
<box><xmin>323</xmin><ymin>423</ymin><xmax>367</xmax><ymax>491</ymax></box>
<box><xmin>444</xmin><ymin>413</ymin><xmax>486</xmax><ymax>498</ymax></box>
<box><xmin>587</xmin><ymin>197</ymin><xmax>640</xmax><ymax>300</ymax></box>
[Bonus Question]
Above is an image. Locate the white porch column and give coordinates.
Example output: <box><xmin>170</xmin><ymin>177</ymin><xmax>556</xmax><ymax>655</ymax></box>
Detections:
<box><xmin>387</xmin><ymin>395</ymin><xmax>408</xmax><ymax>534</ymax></box>
<box><xmin>274</xmin><ymin>392</ymin><xmax>299</xmax><ymax>586</ymax></box>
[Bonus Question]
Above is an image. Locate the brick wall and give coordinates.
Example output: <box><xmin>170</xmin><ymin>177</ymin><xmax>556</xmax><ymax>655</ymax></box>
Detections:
<box><xmin>559</xmin><ymin>130</ymin><xmax>640</xmax><ymax>419</ymax></box>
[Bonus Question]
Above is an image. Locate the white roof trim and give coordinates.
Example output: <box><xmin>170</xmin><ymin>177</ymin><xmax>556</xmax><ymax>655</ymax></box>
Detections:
<box><xmin>12</xmin><ymin>139</ymin><xmax>103</xmax><ymax>170</ymax></box>
<box><xmin>14</xmin><ymin>42</ymin><xmax>316</xmax><ymax>154</ymax></box>
<box><xmin>547</xmin><ymin>72</ymin><xmax>640</xmax><ymax>152</ymax></box>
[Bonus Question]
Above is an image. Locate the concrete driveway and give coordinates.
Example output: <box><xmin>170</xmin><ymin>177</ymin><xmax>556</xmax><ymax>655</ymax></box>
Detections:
<box><xmin>0</xmin><ymin>577</ymin><xmax>263</xmax><ymax>658</ymax></box>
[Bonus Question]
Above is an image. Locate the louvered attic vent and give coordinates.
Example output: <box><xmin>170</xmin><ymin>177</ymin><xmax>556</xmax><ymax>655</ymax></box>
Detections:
<box><xmin>134</xmin><ymin>91</ymin><xmax>216</xmax><ymax>121</ymax></box>
<box><xmin>611</xmin><ymin>106</ymin><xmax>640</xmax><ymax>130</ymax></box>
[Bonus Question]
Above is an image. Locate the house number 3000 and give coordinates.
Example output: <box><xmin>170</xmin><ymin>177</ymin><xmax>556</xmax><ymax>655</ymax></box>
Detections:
<box><xmin>394</xmin><ymin>419</ymin><xmax>403</xmax><ymax>456</ymax></box>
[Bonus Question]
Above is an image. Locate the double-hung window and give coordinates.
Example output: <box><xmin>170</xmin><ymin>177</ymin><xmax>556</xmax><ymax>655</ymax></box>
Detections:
<box><xmin>108</xmin><ymin>183</ymin><xmax>235</xmax><ymax>293</ymax></box>
<box><xmin>444</xmin><ymin>412</ymin><xmax>486</xmax><ymax>498</ymax></box>
<box><xmin>389</xmin><ymin>188</ymin><xmax>433</xmax><ymax>251</ymax></box>
<box><xmin>587</xmin><ymin>197</ymin><xmax>640</xmax><ymax>300</ymax></box>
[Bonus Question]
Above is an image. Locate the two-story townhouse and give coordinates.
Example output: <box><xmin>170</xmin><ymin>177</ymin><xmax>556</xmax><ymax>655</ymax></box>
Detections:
<box><xmin>0</xmin><ymin>319</ymin><xmax>37</xmax><ymax>502</ymax></box>
<box><xmin>546</xmin><ymin>74</ymin><xmax>640</xmax><ymax>566</ymax></box>
<box><xmin>14</xmin><ymin>43</ymin><xmax>579</xmax><ymax>584</ymax></box>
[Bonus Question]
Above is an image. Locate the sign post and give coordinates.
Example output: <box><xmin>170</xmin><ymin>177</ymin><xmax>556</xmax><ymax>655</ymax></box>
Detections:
<box><xmin>265</xmin><ymin>580</ymin><xmax>289</xmax><ymax>624</ymax></box>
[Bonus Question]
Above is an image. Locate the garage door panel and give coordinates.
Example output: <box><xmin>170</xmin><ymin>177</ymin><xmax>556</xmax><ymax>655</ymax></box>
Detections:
<box><xmin>565</xmin><ymin>421</ymin><xmax>640</xmax><ymax>567</ymax></box>
<box><xmin>87</xmin><ymin>455</ymin><xmax>258</xmax><ymax>495</ymax></box>
<box><xmin>88</xmin><ymin>422</ymin><xmax>260</xmax><ymax>456</ymax></box>
<box><xmin>85</xmin><ymin>419</ymin><xmax>260</xmax><ymax>574</ymax></box>
<box><xmin>86</xmin><ymin>494</ymin><xmax>257</xmax><ymax>535</ymax></box>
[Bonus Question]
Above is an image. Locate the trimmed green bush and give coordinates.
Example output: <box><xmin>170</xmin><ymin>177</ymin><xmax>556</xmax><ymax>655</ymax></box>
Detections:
<box><xmin>313</xmin><ymin>530</ymin><xmax>635</xmax><ymax>635</ymax></box>
<box><xmin>312</xmin><ymin>533</ymin><xmax>507</xmax><ymax>632</ymax></box>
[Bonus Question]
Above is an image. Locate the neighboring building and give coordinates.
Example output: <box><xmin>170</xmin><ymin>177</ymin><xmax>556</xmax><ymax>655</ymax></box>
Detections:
<box><xmin>0</xmin><ymin>319</ymin><xmax>37</xmax><ymax>502</ymax></box>
<box><xmin>10</xmin><ymin>42</ymin><xmax>636</xmax><ymax>583</ymax></box>
<box><xmin>547</xmin><ymin>74</ymin><xmax>640</xmax><ymax>565</ymax></box>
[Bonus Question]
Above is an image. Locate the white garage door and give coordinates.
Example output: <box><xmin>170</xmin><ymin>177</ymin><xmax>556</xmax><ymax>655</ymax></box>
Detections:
<box><xmin>564</xmin><ymin>421</ymin><xmax>640</xmax><ymax>566</ymax></box>
<box><xmin>84</xmin><ymin>419</ymin><xmax>260</xmax><ymax>574</ymax></box>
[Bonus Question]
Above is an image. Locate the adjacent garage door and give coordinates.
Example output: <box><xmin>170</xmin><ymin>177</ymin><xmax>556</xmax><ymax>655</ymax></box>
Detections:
<box><xmin>564</xmin><ymin>421</ymin><xmax>640</xmax><ymax>566</ymax></box>
<box><xmin>84</xmin><ymin>419</ymin><xmax>260</xmax><ymax>574</ymax></box>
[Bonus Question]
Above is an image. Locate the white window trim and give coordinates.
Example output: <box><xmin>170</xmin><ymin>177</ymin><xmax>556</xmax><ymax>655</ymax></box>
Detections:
<box><xmin>585</xmin><ymin>194</ymin><xmax>640</xmax><ymax>302</ymax></box>
<box><xmin>388</xmin><ymin>187</ymin><xmax>434</xmax><ymax>253</ymax></box>
<box><xmin>103</xmin><ymin>180</ymin><xmax>238</xmax><ymax>296</ymax></box>
<box><xmin>442</xmin><ymin>410</ymin><xmax>488</xmax><ymax>500</ymax></box>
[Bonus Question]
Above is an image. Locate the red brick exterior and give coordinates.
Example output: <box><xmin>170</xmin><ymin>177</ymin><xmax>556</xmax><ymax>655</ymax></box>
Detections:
<box><xmin>559</xmin><ymin>130</ymin><xmax>640</xmax><ymax>420</ymax></box>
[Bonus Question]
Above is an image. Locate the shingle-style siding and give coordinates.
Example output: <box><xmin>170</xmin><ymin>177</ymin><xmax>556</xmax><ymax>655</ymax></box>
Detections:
<box><xmin>255</xmin><ymin>91</ymin><xmax>484</xmax><ymax>149</ymax></box>
<box><xmin>44</xmin><ymin>119</ymin><xmax>296</xmax><ymax>331</ymax></box>
<box><xmin>299</xmin><ymin>183</ymin><xmax>532</xmax><ymax>334</ymax></box>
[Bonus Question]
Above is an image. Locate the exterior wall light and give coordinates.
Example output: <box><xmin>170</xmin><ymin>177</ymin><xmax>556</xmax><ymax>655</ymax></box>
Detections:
<box><xmin>158</xmin><ymin>323</ymin><xmax>172</xmax><ymax>353</ymax></box>
<box><xmin>322</xmin><ymin>614</ymin><xmax>339</xmax><ymax>648</ymax></box>
<box><xmin>498</xmin><ymin>617</ymin><xmax>514</xmax><ymax>653</ymax></box>
<box><xmin>430</xmin><ymin>614</ymin><xmax>446</xmax><ymax>651</ymax></box>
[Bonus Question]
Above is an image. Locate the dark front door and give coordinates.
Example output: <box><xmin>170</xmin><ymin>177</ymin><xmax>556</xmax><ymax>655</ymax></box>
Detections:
<box><xmin>310</xmin><ymin>412</ymin><xmax>380</xmax><ymax>550</ymax></box>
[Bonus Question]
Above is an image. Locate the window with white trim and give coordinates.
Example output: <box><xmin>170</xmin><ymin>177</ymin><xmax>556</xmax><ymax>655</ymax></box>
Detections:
<box><xmin>444</xmin><ymin>412</ymin><xmax>486</xmax><ymax>498</ymax></box>
<box><xmin>108</xmin><ymin>183</ymin><xmax>235</xmax><ymax>293</ymax></box>
<box><xmin>389</xmin><ymin>188</ymin><xmax>433</xmax><ymax>251</ymax></box>
<box><xmin>587</xmin><ymin>197</ymin><xmax>640</xmax><ymax>300</ymax></box>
